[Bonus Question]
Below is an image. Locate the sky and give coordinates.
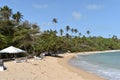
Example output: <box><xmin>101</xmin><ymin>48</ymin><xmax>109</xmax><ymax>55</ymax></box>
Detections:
<box><xmin>0</xmin><ymin>0</ymin><xmax>120</xmax><ymax>38</ymax></box>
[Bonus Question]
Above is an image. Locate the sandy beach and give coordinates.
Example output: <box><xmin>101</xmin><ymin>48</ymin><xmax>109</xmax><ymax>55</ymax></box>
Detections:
<box><xmin>0</xmin><ymin>51</ymin><xmax>113</xmax><ymax>80</ymax></box>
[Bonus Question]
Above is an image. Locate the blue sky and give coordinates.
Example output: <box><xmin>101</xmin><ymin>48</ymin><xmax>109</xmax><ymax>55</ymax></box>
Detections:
<box><xmin>1</xmin><ymin>0</ymin><xmax>120</xmax><ymax>38</ymax></box>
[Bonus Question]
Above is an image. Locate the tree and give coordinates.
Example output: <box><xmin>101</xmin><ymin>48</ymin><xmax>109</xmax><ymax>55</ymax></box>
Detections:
<box><xmin>112</xmin><ymin>35</ymin><xmax>117</xmax><ymax>40</ymax></box>
<box><xmin>74</xmin><ymin>29</ymin><xmax>78</xmax><ymax>34</ymax></box>
<box><xmin>74</xmin><ymin>29</ymin><xmax>78</xmax><ymax>37</ymax></box>
<box><xmin>86</xmin><ymin>30</ymin><xmax>90</xmax><ymax>37</ymax></box>
<box><xmin>60</xmin><ymin>29</ymin><xmax>63</xmax><ymax>36</ymax></box>
<box><xmin>66</xmin><ymin>33</ymin><xmax>70</xmax><ymax>38</ymax></box>
<box><xmin>79</xmin><ymin>33</ymin><xmax>82</xmax><ymax>37</ymax></box>
<box><xmin>35</xmin><ymin>30</ymin><xmax>61</xmax><ymax>55</ymax></box>
<box><xmin>0</xmin><ymin>20</ymin><xmax>16</xmax><ymax>46</ymax></box>
<box><xmin>52</xmin><ymin>18</ymin><xmax>58</xmax><ymax>31</ymax></box>
<box><xmin>66</xmin><ymin>25</ymin><xmax>70</xmax><ymax>32</ymax></box>
<box><xmin>13</xmin><ymin>21</ymin><xmax>40</xmax><ymax>54</ymax></box>
<box><xmin>52</xmin><ymin>18</ymin><xmax>58</xmax><ymax>24</ymax></box>
<box><xmin>0</xmin><ymin>34</ymin><xmax>7</xmax><ymax>48</ymax></box>
<box><xmin>0</xmin><ymin>5</ymin><xmax>12</xmax><ymax>20</ymax></box>
<box><xmin>71</xmin><ymin>28</ymin><xmax>74</xmax><ymax>33</ymax></box>
<box><xmin>12</xmin><ymin>11</ymin><xmax>23</xmax><ymax>23</ymax></box>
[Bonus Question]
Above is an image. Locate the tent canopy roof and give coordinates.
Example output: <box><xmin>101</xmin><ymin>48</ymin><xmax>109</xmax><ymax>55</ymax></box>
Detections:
<box><xmin>0</xmin><ymin>46</ymin><xmax>26</xmax><ymax>53</ymax></box>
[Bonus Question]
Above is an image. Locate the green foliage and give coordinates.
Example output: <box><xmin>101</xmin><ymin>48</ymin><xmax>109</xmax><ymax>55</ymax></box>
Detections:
<box><xmin>1</xmin><ymin>5</ymin><xmax>120</xmax><ymax>59</ymax></box>
<box><xmin>0</xmin><ymin>34</ymin><xmax>7</xmax><ymax>49</ymax></box>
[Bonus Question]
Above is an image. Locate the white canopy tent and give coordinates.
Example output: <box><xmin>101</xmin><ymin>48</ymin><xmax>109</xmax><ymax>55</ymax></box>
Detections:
<box><xmin>0</xmin><ymin>46</ymin><xmax>26</xmax><ymax>53</ymax></box>
<box><xmin>0</xmin><ymin>46</ymin><xmax>27</xmax><ymax>64</ymax></box>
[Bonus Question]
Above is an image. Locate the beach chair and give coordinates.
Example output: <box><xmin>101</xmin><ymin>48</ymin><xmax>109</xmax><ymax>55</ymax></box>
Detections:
<box><xmin>21</xmin><ymin>57</ymin><xmax>28</xmax><ymax>62</ymax></box>
<box><xmin>0</xmin><ymin>60</ymin><xmax>6</xmax><ymax>71</ymax></box>
<box><xmin>39</xmin><ymin>53</ymin><xmax>45</xmax><ymax>59</ymax></box>
<box><xmin>15</xmin><ymin>58</ymin><xmax>22</xmax><ymax>63</ymax></box>
<box><xmin>15</xmin><ymin>57</ymin><xmax>28</xmax><ymax>63</ymax></box>
<box><xmin>34</xmin><ymin>56</ymin><xmax>42</xmax><ymax>60</ymax></box>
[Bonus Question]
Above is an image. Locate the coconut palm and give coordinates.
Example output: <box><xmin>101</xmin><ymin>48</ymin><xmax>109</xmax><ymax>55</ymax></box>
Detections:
<box><xmin>12</xmin><ymin>11</ymin><xmax>23</xmax><ymax>23</ymax></box>
<box><xmin>86</xmin><ymin>30</ymin><xmax>90</xmax><ymax>35</ymax></box>
<box><xmin>74</xmin><ymin>29</ymin><xmax>78</xmax><ymax>37</ymax></box>
<box><xmin>79</xmin><ymin>33</ymin><xmax>82</xmax><ymax>37</ymax></box>
<box><xmin>86</xmin><ymin>30</ymin><xmax>90</xmax><ymax>37</ymax></box>
<box><xmin>71</xmin><ymin>28</ymin><xmax>74</xmax><ymax>33</ymax></box>
<box><xmin>74</xmin><ymin>29</ymin><xmax>78</xmax><ymax>34</ymax></box>
<box><xmin>66</xmin><ymin>33</ymin><xmax>70</xmax><ymax>38</ymax></box>
<box><xmin>66</xmin><ymin>25</ymin><xmax>70</xmax><ymax>32</ymax></box>
<box><xmin>52</xmin><ymin>18</ymin><xmax>58</xmax><ymax>24</ymax></box>
<box><xmin>60</xmin><ymin>29</ymin><xmax>64</xmax><ymax>36</ymax></box>
<box><xmin>0</xmin><ymin>5</ymin><xmax>12</xmax><ymax>20</ymax></box>
<box><xmin>52</xmin><ymin>18</ymin><xmax>58</xmax><ymax>31</ymax></box>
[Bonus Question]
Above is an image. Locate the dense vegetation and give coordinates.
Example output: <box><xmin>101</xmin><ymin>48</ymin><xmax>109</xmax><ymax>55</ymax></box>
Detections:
<box><xmin>0</xmin><ymin>5</ymin><xmax>120</xmax><ymax>58</ymax></box>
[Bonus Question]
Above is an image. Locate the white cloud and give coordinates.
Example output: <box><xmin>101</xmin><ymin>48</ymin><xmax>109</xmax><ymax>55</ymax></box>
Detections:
<box><xmin>72</xmin><ymin>12</ymin><xmax>82</xmax><ymax>20</ymax></box>
<box><xmin>86</xmin><ymin>4</ymin><xmax>103</xmax><ymax>10</ymax></box>
<box><xmin>32</xmin><ymin>4</ymin><xmax>48</xmax><ymax>9</ymax></box>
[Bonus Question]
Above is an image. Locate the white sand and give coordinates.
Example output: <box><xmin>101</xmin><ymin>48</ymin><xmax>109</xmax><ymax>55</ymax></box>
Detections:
<box><xmin>0</xmin><ymin>56</ymin><xmax>84</xmax><ymax>80</ymax></box>
<box><xmin>0</xmin><ymin>50</ymin><xmax>116</xmax><ymax>80</ymax></box>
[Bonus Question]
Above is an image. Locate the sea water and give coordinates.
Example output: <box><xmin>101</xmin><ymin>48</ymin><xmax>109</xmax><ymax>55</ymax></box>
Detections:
<box><xmin>69</xmin><ymin>52</ymin><xmax>120</xmax><ymax>80</ymax></box>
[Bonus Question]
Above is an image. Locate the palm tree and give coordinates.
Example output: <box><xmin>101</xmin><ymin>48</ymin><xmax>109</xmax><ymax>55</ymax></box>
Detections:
<box><xmin>66</xmin><ymin>33</ymin><xmax>69</xmax><ymax>38</ymax></box>
<box><xmin>74</xmin><ymin>29</ymin><xmax>78</xmax><ymax>34</ymax></box>
<box><xmin>86</xmin><ymin>30</ymin><xmax>90</xmax><ymax>37</ymax></box>
<box><xmin>112</xmin><ymin>35</ymin><xmax>117</xmax><ymax>40</ymax></box>
<box><xmin>71</xmin><ymin>28</ymin><xmax>74</xmax><ymax>33</ymax></box>
<box><xmin>79</xmin><ymin>33</ymin><xmax>82</xmax><ymax>37</ymax></box>
<box><xmin>60</xmin><ymin>29</ymin><xmax>64</xmax><ymax>36</ymax></box>
<box><xmin>0</xmin><ymin>5</ymin><xmax>12</xmax><ymax>20</ymax></box>
<box><xmin>32</xmin><ymin>24</ymin><xmax>39</xmax><ymax>29</ymax></box>
<box><xmin>74</xmin><ymin>29</ymin><xmax>78</xmax><ymax>37</ymax></box>
<box><xmin>52</xmin><ymin>18</ymin><xmax>58</xmax><ymax>31</ymax></box>
<box><xmin>66</xmin><ymin>25</ymin><xmax>70</xmax><ymax>32</ymax></box>
<box><xmin>31</xmin><ymin>24</ymin><xmax>40</xmax><ymax>34</ymax></box>
<box><xmin>52</xmin><ymin>18</ymin><xmax>58</xmax><ymax>24</ymax></box>
<box><xmin>12</xmin><ymin>11</ymin><xmax>23</xmax><ymax>23</ymax></box>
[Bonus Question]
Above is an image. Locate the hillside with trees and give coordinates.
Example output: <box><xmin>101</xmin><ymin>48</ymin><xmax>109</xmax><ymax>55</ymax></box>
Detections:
<box><xmin>0</xmin><ymin>5</ymin><xmax>120</xmax><ymax>58</ymax></box>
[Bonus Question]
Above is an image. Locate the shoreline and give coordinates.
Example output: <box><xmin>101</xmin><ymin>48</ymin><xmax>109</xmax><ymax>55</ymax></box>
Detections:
<box><xmin>77</xmin><ymin>49</ymin><xmax>120</xmax><ymax>55</ymax></box>
<box><xmin>58</xmin><ymin>53</ymin><xmax>105</xmax><ymax>80</ymax></box>
<box><xmin>58</xmin><ymin>50</ymin><xmax>120</xmax><ymax>80</ymax></box>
